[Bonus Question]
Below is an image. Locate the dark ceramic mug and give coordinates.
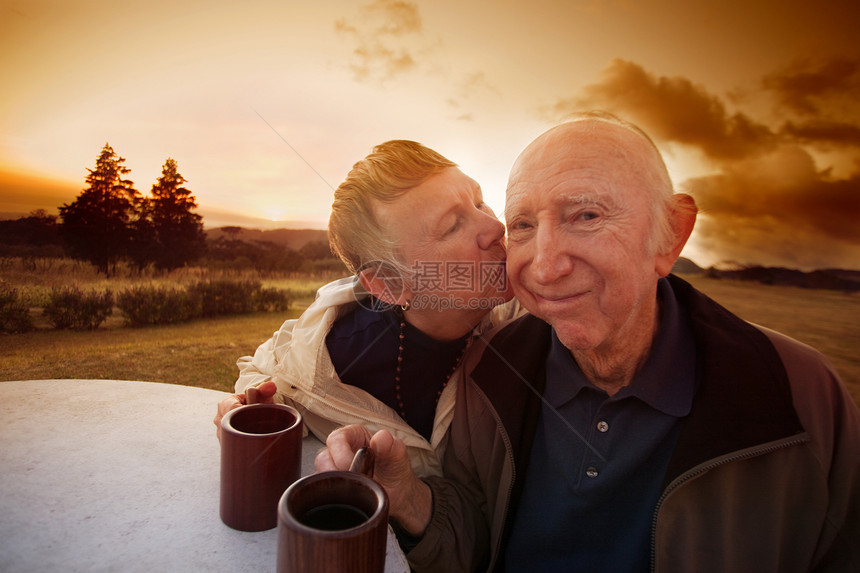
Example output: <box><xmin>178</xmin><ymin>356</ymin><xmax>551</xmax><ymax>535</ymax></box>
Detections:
<box><xmin>220</xmin><ymin>401</ymin><xmax>303</xmax><ymax>532</ymax></box>
<box><xmin>277</xmin><ymin>449</ymin><xmax>390</xmax><ymax>573</ymax></box>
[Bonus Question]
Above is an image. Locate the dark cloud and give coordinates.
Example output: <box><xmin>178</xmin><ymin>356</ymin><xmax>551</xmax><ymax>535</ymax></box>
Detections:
<box><xmin>681</xmin><ymin>125</ymin><xmax>860</xmax><ymax>269</ymax></box>
<box><xmin>685</xmin><ymin>147</ymin><xmax>860</xmax><ymax>241</ymax></box>
<box><xmin>335</xmin><ymin>0</ymin><xmax>423</xmax><ymax>82</ymax></box>
<box><xmin>542</xmin><ymin>58</ymin><xmax>860</xmax><ymax>270</ymax></box>
<box><xmin>689</xmin><ymin>211</ymin><xmax>860</xmax><ymax>271</ymax></box>
<box><xmin>781</xmin><ymin>120</ymin><xmax>860</xmax><ymax>148</ymax></box>
<box><xmin>762</xmin><ymin>58</ymin><xmax>860</xmax><ymax>116</ymax></box>
<box><xmin>544</xmin><ymin>59</ymin><xmax>776</xmax><ymax>161</ymax></box>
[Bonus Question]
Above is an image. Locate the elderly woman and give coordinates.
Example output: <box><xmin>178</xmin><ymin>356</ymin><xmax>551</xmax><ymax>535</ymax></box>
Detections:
<box><xmin>214</xmin><ymin>140</ymin><xmax>518</xmax><ymax>477</ymax></box>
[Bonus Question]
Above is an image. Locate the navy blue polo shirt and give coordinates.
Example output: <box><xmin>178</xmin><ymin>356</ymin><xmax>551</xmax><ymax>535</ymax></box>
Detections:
<box><xmin>505</xmin><ymin>278</ymin><xmax>697</xmax><ymax>571</ymax></box>
<box><xmin>325</xmin><ymin>304</ymin><xmax>467</xmax><ymax>441</ymax></box>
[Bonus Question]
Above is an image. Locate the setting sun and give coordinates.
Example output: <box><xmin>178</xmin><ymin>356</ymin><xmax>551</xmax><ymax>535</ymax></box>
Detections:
<box><xmin>263</xmin><ymin>206</ymin><xmax>286</xmax><ymax>222</ymax></box>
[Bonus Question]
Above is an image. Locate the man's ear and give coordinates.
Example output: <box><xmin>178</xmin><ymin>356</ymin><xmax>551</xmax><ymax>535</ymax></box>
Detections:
<box><xmin>655</xmin><ymin>193</ymin><xmax>698</xmax><ymax>277</ymax></box>
<box><xmin>358</xmin><ymin>267</ymin><xmax>410</xmax><ymax>306</ymax></box>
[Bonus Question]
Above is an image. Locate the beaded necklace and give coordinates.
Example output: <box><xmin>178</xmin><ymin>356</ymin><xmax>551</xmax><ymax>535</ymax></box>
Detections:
<box><xmin>393</xmin><ymin>315</ymin><xmax>469</xmax><ymax>422</ymax></box>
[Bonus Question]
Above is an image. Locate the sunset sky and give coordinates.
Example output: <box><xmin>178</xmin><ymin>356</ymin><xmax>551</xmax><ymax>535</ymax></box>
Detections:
<box><xmin>2</xmin><ymin>0</ymin><xmax>859</xmax><ymax>270</ymax></box>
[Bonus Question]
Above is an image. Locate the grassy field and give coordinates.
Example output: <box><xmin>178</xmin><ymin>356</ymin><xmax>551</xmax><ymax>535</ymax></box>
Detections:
<box><xmin>1</xmin><ymin>262</ymin><xmax>858</xmax><ymax>407</ymax></box>
<box><xmin>0</xmin><ymin>310</ymin><xmax>304</xmax><ymax>392</ymax></box>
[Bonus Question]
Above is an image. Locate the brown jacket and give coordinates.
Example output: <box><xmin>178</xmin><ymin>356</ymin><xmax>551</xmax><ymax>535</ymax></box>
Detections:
<box><xmin>409</xmin><ymin>276</ymin><xmax>860</xmax><ymax>572</ymax></box>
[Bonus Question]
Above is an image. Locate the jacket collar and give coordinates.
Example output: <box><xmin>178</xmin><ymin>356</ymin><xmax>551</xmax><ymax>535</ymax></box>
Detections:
<box><xmin>470</xmin><ymin>312</ymin><xmax>551</xmax><ymax>507</ymax></box>
<box><xmin>662</xmin><ymin>275</ymin><xmax>804</xmax><ymax>485</ymax></box>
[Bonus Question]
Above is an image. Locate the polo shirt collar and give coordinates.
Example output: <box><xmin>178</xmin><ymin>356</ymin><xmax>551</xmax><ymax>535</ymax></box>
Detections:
<box><xmin>545</xmin><ymin>278</ymin><xmax>697</xmax><ymax>418</ymax></box>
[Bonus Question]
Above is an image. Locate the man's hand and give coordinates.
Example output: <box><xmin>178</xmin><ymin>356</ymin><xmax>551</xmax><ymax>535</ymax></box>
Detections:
<box><xmin>213</xmin><ymin>380</ymin><xmax>277</xmax><ymax>441</ymax></box>
<box><xmin>316</xmin><ymin>425</ymin><xmax>433</xmax><ymax>537</ymax></box>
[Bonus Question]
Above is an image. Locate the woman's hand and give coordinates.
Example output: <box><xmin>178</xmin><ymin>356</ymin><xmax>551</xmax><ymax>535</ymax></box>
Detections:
<box><xmin>213</xmin><ymin>380</ymin><xmax>277</xmax><ymax>441</ymax></box>
<box><xmin>316</xmin><ymin>425</ymin><xmax>433</xmax><ymax>537</ymax></box>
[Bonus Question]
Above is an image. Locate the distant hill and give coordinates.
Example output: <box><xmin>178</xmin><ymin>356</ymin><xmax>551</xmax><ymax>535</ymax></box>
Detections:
<box><xmin>671</xmin><ymin>257</ymin><xmax>859</xmax><ymax>292</ymax></box>
<box><xmin>704</xmin><ymin>266</ymin><xmax>860</xmax><ymax>292</ymax></box>
<box><xmin>205</xmin><ymin>227</ymin><xmax>328</xmax><ymax>249</ymax></box>
<box><xmin>672</xmin><ymin>257</ymin><xmax>703</xmax><ymax>275</ymax></box>
<box><xmin>824</xmin><ymin>269</ymin><xmax>860</xmax><ymax>284</ymax></box>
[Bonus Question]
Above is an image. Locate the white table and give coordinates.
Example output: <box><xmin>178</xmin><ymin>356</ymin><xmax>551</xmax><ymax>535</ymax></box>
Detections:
<box><xmin>0</xmin><ymin>379</ymin><xmax>409</xmax><ymax>573</ymax></box>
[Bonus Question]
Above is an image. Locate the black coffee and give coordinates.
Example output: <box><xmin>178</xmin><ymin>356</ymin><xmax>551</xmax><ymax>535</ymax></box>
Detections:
<box><xmin>300</xmin><ymin>503</ymin><xmax>369</xmax><ymax>531</ymax></box>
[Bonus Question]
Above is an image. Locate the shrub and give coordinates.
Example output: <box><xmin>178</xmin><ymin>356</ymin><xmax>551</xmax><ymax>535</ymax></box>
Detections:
<box><xmin>254</xmin><ymin>287</ymin><xmax>291</xmax><ymax>312</ymax></box>
<box><xmin>43</xmin><ymin>286</ymin><xmax>113</xmax><ymax>330</ymax></box>
<box><xmin>117</xmin><ymin>285</ymin><xmax>202</xmax><ymax>326</ymax></box>
<box><xmin>0</xmin><ymin>283</ymin><xmax>35</xmax><ymax>333</ymax></box>
<box><xmin>116</xmin><ymin>280</ymin><xmax>292</xmax><ymax>326</ymax></box>
<box><xmin>187</xmin><ymin>279</ymin><xmax>260</xmax><ymax>317</ymax></box>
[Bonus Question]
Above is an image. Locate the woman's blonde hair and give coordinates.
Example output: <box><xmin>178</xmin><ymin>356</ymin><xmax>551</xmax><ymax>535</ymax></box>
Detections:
<box><xmin>328</xmin><ymin>140</ymin><xmax>457</xmax><ymax>277</ymax></box>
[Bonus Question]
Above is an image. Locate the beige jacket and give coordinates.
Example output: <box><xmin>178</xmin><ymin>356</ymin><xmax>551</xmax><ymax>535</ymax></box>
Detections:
<box><xmin>235</xmin><ymin>277</ymin><xmax>522</xmax><ymax>477</ymax></box>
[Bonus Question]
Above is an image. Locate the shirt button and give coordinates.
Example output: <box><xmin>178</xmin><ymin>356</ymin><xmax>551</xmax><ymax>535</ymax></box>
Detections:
<box><xmin>586</xmin><ymin>466</ymin><xmax>599</xmax><ymax>478</ymax></box>
<box><xmin>597</xmin><ymin>421</ymin><xmax>609</xmax><ymax>433</ymax></box>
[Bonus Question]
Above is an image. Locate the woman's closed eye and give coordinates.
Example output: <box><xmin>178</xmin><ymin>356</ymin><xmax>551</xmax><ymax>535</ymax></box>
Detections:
<box><xmin>445</xmin><ymin>217</ymin><xmax>462</xmax><ymax>235</ymax></box>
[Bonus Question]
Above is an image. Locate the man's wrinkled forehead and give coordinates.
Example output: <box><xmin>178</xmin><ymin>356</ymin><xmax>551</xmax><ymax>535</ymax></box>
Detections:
<box><xmin>510</xmin><ymin>122</ymin><xmax>612</xmax><ymax>178</ymax></box>
<box><xmin>505</xmin><ymin>184</ymin><xmax>620</xmax><ymax>223</ymax></box>
<box><xmin>507</xmin><ymin>133</ymin><xmax>606</xmax><ymax>200</ymax></box>
<box><xmin>506</xmin><ymin>120</ymin><xmax>652</xmax><ymax>204</ymax></box>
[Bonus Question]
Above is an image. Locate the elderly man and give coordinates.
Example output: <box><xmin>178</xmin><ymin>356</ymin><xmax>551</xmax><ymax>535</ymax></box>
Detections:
<box><xmin>318</xmin><ymin>113</ymin><xmax>860</xmax><ymax>572</ymax></box>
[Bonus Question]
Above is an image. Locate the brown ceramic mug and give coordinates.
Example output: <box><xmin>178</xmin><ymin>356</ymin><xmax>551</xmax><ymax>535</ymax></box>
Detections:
<box><xmin>277</xmin><ymin>448</ymin><xmax>389</xmax><ymax>573</ymax></box>
<box><xmin>220</xmin><ymin>402</ymin><xmax>303</xmax><ymax>532</ymax></box>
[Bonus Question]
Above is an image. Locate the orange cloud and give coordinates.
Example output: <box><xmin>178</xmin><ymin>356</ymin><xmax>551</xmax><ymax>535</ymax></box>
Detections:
<box><xmin>335</xmin><ymin>0</ymin><xmax>423</xmax><ymax>82</ymax></box>
<box><xmin>334</xmin><ymin>1</ymin><xmax>494</xmax><ymax>123</ymax></box>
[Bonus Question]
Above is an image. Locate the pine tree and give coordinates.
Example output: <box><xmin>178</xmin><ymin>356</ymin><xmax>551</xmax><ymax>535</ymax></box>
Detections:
<box><xmin>127</xmin><ymin>194</ymin><xmax>158</xmax><ymax>273</ymax></box>
<box><xmin>149</xmin><ymin>158</ymin><xmax>206</xmax><ymax>270</ymax></box>
<box><xmin>59</xmin><ymin>143</ymin><xmax>140</xmax><ymax>275</ymax></box>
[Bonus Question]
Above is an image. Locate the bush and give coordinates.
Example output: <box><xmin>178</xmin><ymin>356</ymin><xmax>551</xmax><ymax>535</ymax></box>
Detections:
<box><xmin>85</xmin><ymin>279</ymin><xmax>292</xmax><ymax>328</ymax></box>
<box><xmin>43</xmin><ymin>286</ymin><xmax>113</xmax><ymax>330</ymax></box>
<box><xmin>117</xmin><ymin>285</ymin><xmax>202</xmax><ymax>326</ymax></box>
<box><xmin>255</xmin><ymin>287</ymin><xmax>292</xmax><ymax>312</ymax></box>
<box><xmin>0</xmin><ymin>283</ymin><xmax>35</xmax><ymax>333</ymax></box>
<box><xmin>187</xmin><ymin>279</ymin><xmax>261</xmax><ymax>317</ymax></box>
